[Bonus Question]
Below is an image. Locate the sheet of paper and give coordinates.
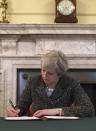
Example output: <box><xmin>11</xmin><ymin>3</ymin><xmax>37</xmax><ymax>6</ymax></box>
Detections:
<box><xmin>4</xmin><ymin>116</ymin><xmax>40</xmax><ymax>120</ymax></box>
<box><xmin>44</xmin><ymin>116</ymin><xmax>80</xmax><ymax>120</ymax></box>
<box><xmin>4</xmin><ymin>116</ymin><xmax>80</xmax><ymax>121</ymax></box>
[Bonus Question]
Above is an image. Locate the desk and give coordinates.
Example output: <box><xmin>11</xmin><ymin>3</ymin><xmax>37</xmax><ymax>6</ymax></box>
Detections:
<box><xmin>0</xmin><ymin>117</ymin><xmax>96</xmax><ymax>131</ymax></box>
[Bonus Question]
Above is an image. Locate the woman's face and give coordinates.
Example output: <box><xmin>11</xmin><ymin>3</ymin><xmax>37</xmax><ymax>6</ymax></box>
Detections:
<box><xmin>41</xmin><ymin>67</ymin><xmax>59</xmax><ymax>86</ymax></box>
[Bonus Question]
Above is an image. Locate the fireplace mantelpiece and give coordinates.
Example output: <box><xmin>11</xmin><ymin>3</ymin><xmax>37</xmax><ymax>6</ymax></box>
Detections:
<box><xmin>0</xmin><ymin>24</ymin><xmax>96</xmax><ymax>116</ymax></box>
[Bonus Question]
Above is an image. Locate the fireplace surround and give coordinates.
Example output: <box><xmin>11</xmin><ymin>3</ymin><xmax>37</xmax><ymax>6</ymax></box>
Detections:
<box><xmin>0</xmin><ymin>24</ymin><xmax>96</xmax><ymax>116</ymax></box>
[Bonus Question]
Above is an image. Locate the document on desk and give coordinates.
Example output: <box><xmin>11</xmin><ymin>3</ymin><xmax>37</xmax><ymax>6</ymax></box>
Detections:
<box><xmin>44</xmin><ymin>116</ymin><xmax>80</xmax><ymax>120</ymax></box>
<box><xmin>4</xmin><ymin>116</ymin><xmax>80</xmax><ymax>120</ymax></box>
<box><xmin>4</xmin><ymin>116</ymin><xmax>40</xmax><ymax>120</ymax></box>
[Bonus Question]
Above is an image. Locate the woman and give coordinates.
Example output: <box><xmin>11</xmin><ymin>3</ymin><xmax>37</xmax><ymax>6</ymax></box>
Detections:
<box><xmin>7</xmin><ymin>50</ymin><xmax>95</xmax><ymax>117</ymax></box>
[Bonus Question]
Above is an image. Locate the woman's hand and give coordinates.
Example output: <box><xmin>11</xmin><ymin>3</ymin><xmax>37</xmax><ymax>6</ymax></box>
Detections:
<box><xmin>33</xmin><ymin>108</ymin><xmax>60</xmax><ymax>117</ymax></box>
<box><xmin>7</xmin><ymin>107</ymin><xmax>20</xmax><ymax>117</ymax></box>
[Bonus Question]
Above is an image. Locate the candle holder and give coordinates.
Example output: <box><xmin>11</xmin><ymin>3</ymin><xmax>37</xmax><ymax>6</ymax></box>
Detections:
<box><xmin>0</xmin><ymin>0</ymin><xmax>9</xmax><ymax>23</ymax></box>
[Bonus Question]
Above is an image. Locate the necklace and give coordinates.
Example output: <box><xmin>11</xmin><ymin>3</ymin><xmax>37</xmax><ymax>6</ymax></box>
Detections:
<box><xmin>45</xmin><ymin>85</ymin><xmax>55</xmax><ymax>97</ymax></box>
<box><xmin>47</xmin><ymin>86</ymin><xmax>54</xmax><ymax>92</ymax></box>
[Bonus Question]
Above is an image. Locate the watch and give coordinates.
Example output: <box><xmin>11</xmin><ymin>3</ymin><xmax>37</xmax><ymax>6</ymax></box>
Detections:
<box><xmin>55</xmin><ymin>0</ymin><xmax>78</xmax><ymax>23</ymax></box>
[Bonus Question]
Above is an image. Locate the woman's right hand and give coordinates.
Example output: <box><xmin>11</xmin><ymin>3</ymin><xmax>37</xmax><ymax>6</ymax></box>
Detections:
<box><xmin>7</xmin><ymin>107</ymin><xmax>20</xmax><ymax>117</ymax></box>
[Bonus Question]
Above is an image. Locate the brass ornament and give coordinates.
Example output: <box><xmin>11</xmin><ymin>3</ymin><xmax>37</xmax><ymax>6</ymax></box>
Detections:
<box><xmin>0</xmin><ymin>0</ymin><xmax>9</xmax><ymax>23</ymax></box>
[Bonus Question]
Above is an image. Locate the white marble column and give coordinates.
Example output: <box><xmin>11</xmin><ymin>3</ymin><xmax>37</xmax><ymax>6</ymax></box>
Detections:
<box><xmin>0</xmin><ymin>69</ymin><xmax>5</xmax><ymax>116</ymax></box>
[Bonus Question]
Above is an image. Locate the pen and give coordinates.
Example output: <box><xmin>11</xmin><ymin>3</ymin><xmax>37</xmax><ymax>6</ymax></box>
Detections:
<box><xmin>9</xmin><ymin>99</ymin><xmax>20</xmax><ymax>116</ymax></box>
<box><xmin>9</xmin><ymin>99</ymin><xmax>16</xmax><ymax>109</ymax></box>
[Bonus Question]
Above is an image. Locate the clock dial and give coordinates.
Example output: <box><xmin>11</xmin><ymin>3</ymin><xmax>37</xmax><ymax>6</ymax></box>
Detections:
<box><xmin>57</xmin><ymin>0</ymin><xmax>75</xmax><ymax>16</ymax></box>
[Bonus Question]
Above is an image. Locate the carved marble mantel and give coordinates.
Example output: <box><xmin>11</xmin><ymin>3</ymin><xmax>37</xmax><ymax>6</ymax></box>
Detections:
<box><xmin>0</xmin><ymin>24</ymin><xmax>96</xmax><ymax>117</ymax></box>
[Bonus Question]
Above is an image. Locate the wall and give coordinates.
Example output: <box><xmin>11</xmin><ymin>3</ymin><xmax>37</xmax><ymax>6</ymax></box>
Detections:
<box><xmin>0</xmin><ymin>0</ymin><xmax>96</xmax><ymax>24</ymax></box>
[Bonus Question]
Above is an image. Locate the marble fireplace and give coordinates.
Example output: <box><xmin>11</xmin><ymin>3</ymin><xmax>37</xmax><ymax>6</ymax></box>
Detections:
<box><xmin>0</xmin><ymin>24</ymin><xmax>96</xmax><ymax>116</ymax></box>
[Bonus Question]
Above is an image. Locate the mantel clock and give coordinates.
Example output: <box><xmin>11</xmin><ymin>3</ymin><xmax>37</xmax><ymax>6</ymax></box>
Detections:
<box><xmin>55</xmin><ymin>0</ymin><xmax>78</xmax><ymax>23</ymax></box>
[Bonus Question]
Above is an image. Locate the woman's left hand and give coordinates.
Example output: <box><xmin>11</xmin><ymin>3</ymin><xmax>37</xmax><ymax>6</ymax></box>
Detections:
<box><xmin>33</xmin><ymin>108</ymin><xmax>60</xmax><ymax>117</ymax></box>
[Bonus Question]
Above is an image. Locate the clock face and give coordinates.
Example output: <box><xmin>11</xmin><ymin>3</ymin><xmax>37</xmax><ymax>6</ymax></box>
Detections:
<box><xmin>57</xmin><ymin>0</ymin><xmax>75</xmax><ymax>16</ymax></box>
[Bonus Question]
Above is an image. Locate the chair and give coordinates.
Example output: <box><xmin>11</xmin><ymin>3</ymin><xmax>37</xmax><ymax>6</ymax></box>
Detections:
<box><xmin>29</xmin><ymin>104</ymin><xmax>34</xmax><ymax>116</ymax></box>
